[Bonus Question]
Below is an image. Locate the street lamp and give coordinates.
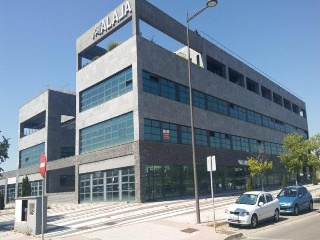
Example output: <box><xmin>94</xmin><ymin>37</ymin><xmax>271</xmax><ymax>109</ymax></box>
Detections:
<box><xmin>187</xmin><ymin>0</ymin><xmax>218</xmax><ymax>224</ymax></box>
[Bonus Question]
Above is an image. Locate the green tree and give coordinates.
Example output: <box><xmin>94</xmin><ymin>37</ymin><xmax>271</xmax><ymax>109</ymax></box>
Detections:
<box><xmin>0</xmin><ymin>130</ymin><xmax>10</xmax><ymax>173</ymax></box>
<box><xmin>21</xmin><ymin>176</ymin><xmax>31</xmax><ymax>197</ymax></box>
<box><xmin>309</xmin><ymin>134</ymin><xmax>320</xmax><ymax>169</ymax></box>
<box><xmin>247</xmin><ymin>152</ymin><xmax>273</xmax><ymax>191</ymax></box>
<box><xmin>279</xmin><ymin>133</ymin><xmax>314</xmax><ymax>186</ymax></box>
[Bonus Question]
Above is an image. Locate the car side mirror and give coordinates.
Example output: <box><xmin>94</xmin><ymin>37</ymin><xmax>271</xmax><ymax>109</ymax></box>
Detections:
<box><xmin>276</xmin><ymin>194</ymin><xmax>279</xmax><ymax>198</ymax></box>
<box><xmin>258</xmin><ymin>202</ymin><xmax>264</xmax><ymax>206</ymax></box>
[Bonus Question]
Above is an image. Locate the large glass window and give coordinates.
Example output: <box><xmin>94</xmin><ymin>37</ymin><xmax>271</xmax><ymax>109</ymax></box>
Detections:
<box><xmin>7</xmin><ymin>184</ymin><xmax>15</xmax><ymax>203</ymax></box>
<box><xmin>80</xmin><ymin>67</ymin><xmax>132</xmax><ymax>111</ymax></box>
<box><xmin>79</xmin><ymin>167</ymin><xmax>134</xmax><ymax>203</ymax></box>
<box><xmin>31</xmin><ymin>181</ymin><xmax>42</xmax><ymax>196</ymax></box>
<box><xmin>92</xmin><ymin>171</ymin><xmax>104</xmax><ymax>202</ymax></box>
<box><xmin>144</xmin><ymin>118</ymin><xmax>283</xmax><ymax>155</ymax></box>
<box><xmin>80</xmin><ymin>112</ymin><xmax>133</xmax><ymax>154</ymax></box>
<box><xmin>121</xmin><ymin>167</ymin><xmax>135</xmax><ymax>202</ymax></box>
<box><xmin>80</xmin><ymin>174</ymin><xmax>91</xmax><ymax>203</ymax></box>
<box><xmin>19</xmin><ymin>143</ymin><xmax>45</xmax><ymax>168</ymax></box>
<box><xmin>142</xmin><ymin>71</ymin><xmax>307</xmax><ymax>138</ymax></box>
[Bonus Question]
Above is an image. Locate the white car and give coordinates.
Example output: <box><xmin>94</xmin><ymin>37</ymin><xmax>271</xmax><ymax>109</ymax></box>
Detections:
<box><xmin>225</xmin><ymin>191</ymin><xmax>280</xmax><ymax>228</ymax></box>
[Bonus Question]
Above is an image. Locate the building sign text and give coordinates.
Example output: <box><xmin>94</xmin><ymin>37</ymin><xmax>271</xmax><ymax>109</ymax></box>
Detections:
<box><xmin>92</xmin><ymin>1</ymin><xmax>132</xmax><ymax>40</ymax></box>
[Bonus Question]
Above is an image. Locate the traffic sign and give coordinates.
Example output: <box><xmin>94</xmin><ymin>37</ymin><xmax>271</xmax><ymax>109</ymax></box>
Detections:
<box><xmin>39</xmin><ymin>154</ymin><xmax>46</xmax><ymax>177</ymax></box>
<box><xmin>207</xmin><ymin>156</ymin><xmax>216</xmax><ymax>171</ymax></box>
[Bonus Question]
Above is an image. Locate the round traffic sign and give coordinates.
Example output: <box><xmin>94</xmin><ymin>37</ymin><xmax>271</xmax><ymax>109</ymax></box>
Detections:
<box><xmin>39</xmin><ymin>153</ymin><xmax>46</xmax><ymax>177</ymax></box>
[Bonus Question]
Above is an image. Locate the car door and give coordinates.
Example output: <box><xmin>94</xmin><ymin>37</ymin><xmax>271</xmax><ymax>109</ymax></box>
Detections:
<box><xmin>301</xmin><ymin>187</ymin><xmax>310</xmax><ymax>210</ymax></box>
<box><xmin>265</xmin><ymin>193</ymin><xmax>275</xmax><ymax>218</ymax></box>
<box><xmin>256</xmin><ymin>193</ymin><xmax>268</xmax><ymax>220</ymax></box>
<box><xmin>297</xmin><ymin>188</ymin><xmax>306</xmax><ymax>210</ymax></box>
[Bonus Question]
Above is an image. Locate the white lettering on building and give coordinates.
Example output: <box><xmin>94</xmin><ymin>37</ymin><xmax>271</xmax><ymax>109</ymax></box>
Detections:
<box><xmin>92</xmin><ymin>1</ymin><xmax>132</xmax><ymax>40</ymax></box>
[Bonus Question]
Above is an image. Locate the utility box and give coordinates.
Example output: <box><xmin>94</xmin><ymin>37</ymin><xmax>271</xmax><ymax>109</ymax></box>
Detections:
<box><xmin>14</xmin><ymin>196</ymin><xmax>47</xmax><ymax>235</ymax></box>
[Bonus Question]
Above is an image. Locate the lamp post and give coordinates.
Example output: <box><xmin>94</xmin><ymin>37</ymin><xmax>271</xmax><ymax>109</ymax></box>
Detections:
<box><xmin>187</xmin><ymin>0</ymin><xmax>218</xmax><ymax>224</ymax></box>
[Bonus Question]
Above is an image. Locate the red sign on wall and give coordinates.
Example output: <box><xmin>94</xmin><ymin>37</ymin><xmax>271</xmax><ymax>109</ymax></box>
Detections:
<box><xmin>163</xmin><ymin>129</ymin><xmax>170</xmax><ymax>139</ymax></box>
<box><xmin>39</xmin><ymin>154</ymin><xmax>47</xmax><ymax>177</ymax></box>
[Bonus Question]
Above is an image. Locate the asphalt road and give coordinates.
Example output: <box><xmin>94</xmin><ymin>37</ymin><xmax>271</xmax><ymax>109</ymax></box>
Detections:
<box><xmin>220</xmin><ymin>203</ymin><xmax>320</xmax><ymax>240</ymax></box>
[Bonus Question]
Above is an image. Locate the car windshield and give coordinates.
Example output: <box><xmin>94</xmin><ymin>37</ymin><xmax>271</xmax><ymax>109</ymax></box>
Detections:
<box><xmin>235</xmin><ymin>194</ymin><xmax>258</xmax><ymax>205</ymax></box>
<box><xmin>279</xmin><ymin>188</ymin><xmax>297</xmax><ymax>197</ymax></box>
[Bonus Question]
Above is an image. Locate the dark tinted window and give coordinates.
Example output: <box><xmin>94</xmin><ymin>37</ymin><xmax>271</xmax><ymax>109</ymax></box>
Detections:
<box><xmin>266</xmin><ymin>194</ymin><xmax>273</xmax><ymax>203</ymax></box>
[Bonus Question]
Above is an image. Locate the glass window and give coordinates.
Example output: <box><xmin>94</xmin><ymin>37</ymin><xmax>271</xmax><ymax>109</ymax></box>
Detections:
<box><xmin>81</xmin><ymin>67</ymin><xmax>132</xmax><ymax>111</ymax></box>
<box><xmin>80</xmin><ymin>112</ymin><xmax>134</xmax><ymax>154</ymax></box>
<box><xmin>221</xmin><ymin>134</ymin><xmax>231</xmax><ymax>149</ymax></box>
<box><xmin>218</xmin><ymin>99</ymin><xmax>228</xmax><ymax>115</ymax></box>
<box><xmin>209</xmin><ymin>132</ymin><xmax>220</xmax><ymax>149</ymax></box>
<box><xmin>7</xmin><ymin>184</ymin><xmax>15</xmax><ymax>203</ymax></box>
<box><xmin>195</xmin><ymin>128</ymin><xmax>208</xmax><ymax>147</ymax></box>
<box><xmin>19</xmin><ymin>142</ymin><xmax>45</xmax><ymax>168</ymax></box>
<box><xmin>207</xmin><ymin>95</ymin><xmax>219</xmax><ymax>113</ymax></box>
<box><xmin>181</xmin><ymin>126</ymin><xmax>192</xmax><ymax>145</ymax></box>
<box><xmin>144</xmin><ymin>119</ymin><xmax>161</xmax><ymax>142</ymax></box>
<box><xmin>232</xmin><ymin>136</ymin><xmax>241</xmax><ymax>151</ymax></box>
<box><xmin>193</xmin><ymin>90</ymin><xmax>206</xmax><ymax>109</ymax></box>
<box><xmin>247</xmin><ymin>110</ymin><xmax>255</xmax><ymax>124</ymax></box>
<box><xmin>179</xmin><ymin>85</ymin><xmax>190</xmax><ymax>104</ymax></box>
<box><xmin>241</xmin><ymin>137</ymin><xmax>249</xmax><ymax>152</ymax></box>
<box><xmin>249</xmin><ymin>139</ymin><xmax>258</xmax><ymax>153</ymax></box>
<box><xmin>162</xmin><ymin>122</ymin><xmax>178</xmax><ymax>144</ymax></box>
<box><xmin>160</xmin><ymin>78</ymin><xmax>176</xmax><ymax>100</ymax></box>
<box><xmin>238</xmin><ymin>106</ymin><xmax>247</xmax><ymax>121</ymax></box>
<box><xmin>229</xmin><ymin>104</ymin><xmax>238</xmax><ymax>119</ymax></box>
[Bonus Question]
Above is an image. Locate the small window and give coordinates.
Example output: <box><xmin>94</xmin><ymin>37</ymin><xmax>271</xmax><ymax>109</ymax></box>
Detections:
<box><xmin>258</xmin><ymin>195</ymin><xmax>266</xmax><ymax>204</ymax></box>
<box><xmin>266</xmin><ymin>194</ymin><xmax>273</xmax><ymax>203</ymax></box>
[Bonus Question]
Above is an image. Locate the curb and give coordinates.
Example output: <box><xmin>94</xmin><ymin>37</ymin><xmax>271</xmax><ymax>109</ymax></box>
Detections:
<box><xmin>224</xmin><ymin>233</ymin><xmax>243</xmax><ymax>240</ymax></box>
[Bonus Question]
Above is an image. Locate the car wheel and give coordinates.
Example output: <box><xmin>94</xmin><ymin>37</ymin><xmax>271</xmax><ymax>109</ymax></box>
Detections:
<box><xmin>251</xmin><ymin>214</ymin><xmax>258</xmax><ymax>228</ymax></box>
<box><xmin>294</xmin><ymin>204</ymin><xmax>299</xmax><ymax>216</ymax></box>
<box><xmin>274</xmin><ymin>209</ymin><xmax>279</xmax><ymax>222</ymax></box>
<box><xmin>308</xmin><ymin>201</ymin><xmax>313</xmax><ymax>211</ymax></box>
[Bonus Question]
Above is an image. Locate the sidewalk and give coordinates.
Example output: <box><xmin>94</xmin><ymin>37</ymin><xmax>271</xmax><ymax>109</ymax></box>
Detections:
<box><xmin>1</xmin><ymin>184</ymin><xmax>320</xmax><ymax>240</ymax></box>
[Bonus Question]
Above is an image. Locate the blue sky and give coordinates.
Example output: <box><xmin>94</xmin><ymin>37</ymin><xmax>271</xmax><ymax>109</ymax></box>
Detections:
<box><xmin>0</xmin><ymin>0</ymin><xmax>319</xmax><ymax>172</ymax></box>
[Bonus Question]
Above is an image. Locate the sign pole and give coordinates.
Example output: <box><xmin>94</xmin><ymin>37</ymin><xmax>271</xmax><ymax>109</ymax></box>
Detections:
<box><xmin>39</xmin><ymin>153</ymin><xmax>46</xmax><ymax>240</ymax></box>
<box><xmin>207</xmin><ymin>156</ymin><xmax>216</xmax><ymax>232</ymax></box>
<box><xmin>42</xmin><ymin>175</ymin><xmax>44</xmax><ymax>240</ymax></box>
<box><xmin>210</xmin><ymin>159</ymin><xmax>216</xmax><ymax>232</ymax></box>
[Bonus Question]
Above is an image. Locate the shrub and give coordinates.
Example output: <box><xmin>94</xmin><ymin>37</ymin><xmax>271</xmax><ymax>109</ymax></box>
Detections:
<box><xmin>22</xmin><ymin>175</ymin><xmax>31</xmax><ymax>197</ymax></box>
<box><xmin>0</xmin><ymin>192</ymin><xmax>4</xmax><ymax>210</ymax></box>
<box><xmin>312</xmin><ymin>170</ymin><xmax>318</xmax><ymax>185</ymax></box>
